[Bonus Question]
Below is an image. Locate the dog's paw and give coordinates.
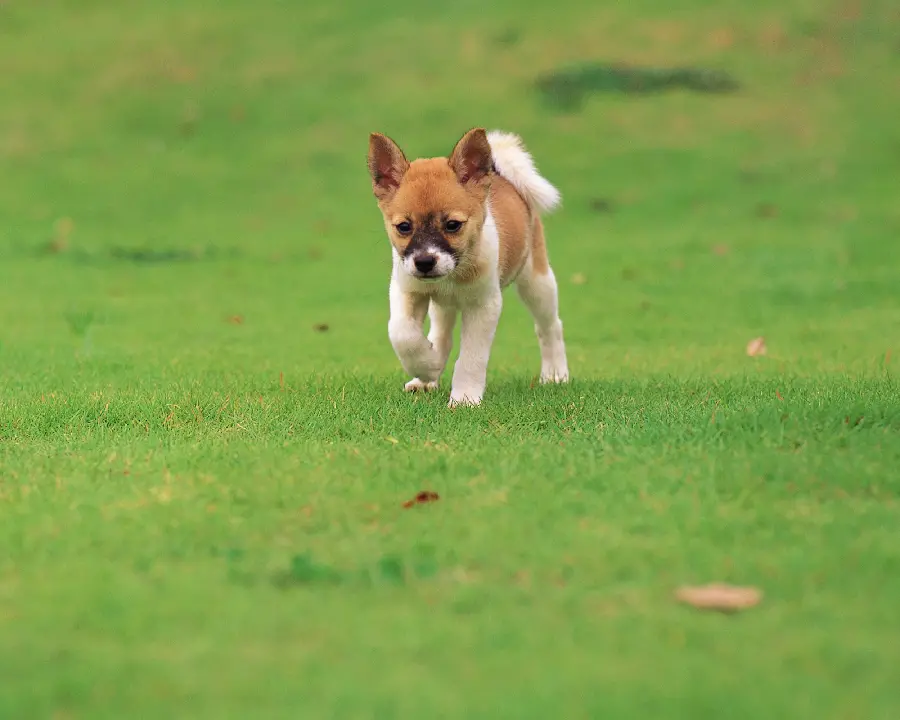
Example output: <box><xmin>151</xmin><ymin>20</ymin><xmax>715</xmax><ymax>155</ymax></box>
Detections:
<box><xmin>404</xmin><ymin>378</ymin><xmax>438</xmax><ymax>393</ymax></box>
<box><xmin>540</xmin><ymin>368</ymin><xmax>570</xmax><ymax>384</ymax></box>
<box><xmin>448</xmin><ymin>391</ymin><xmax>482</xmax><ymax>408</ymax></box>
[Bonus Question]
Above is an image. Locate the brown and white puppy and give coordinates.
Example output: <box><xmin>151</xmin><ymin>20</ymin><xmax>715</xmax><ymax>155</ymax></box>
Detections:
<box><xmin>367</xmin><ymin>128</ymin><xmax>569</xmax><ymax>407</ymax></box>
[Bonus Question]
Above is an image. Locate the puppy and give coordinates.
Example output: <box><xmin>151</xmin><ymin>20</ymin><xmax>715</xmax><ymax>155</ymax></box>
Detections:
<box><xmin>367</xmin><ymin>128</ymin><xmax>569</xmax><ymax>407</ymax></box>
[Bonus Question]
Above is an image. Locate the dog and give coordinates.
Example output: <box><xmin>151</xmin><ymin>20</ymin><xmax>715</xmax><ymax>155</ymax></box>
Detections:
<box><xmin>366</xmin><ymin>128</ymin><xmax>569</xmax><ymax>407</ymax></box>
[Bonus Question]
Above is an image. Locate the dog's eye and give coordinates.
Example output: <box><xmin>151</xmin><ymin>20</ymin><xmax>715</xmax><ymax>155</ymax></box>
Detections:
<box><xmin>445</xmin><ymin>219</ymin><xmax>463</xmax><ymax>233</ymax></box>
<box><xmin>395</xmin><ymin>221</ymin><xmax>412</xmax><ymax>235</ymax></box>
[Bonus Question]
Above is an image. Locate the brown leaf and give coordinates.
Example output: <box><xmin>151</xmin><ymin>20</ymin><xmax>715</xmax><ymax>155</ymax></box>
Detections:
<box><xmin>746</xmin><ymin>337</ymin><xmax>767</xmax><ymax>357</ymax></box>
<box><xmin>47</xmin><ymin>217</ymin><xmax>74</xmax><ymax>254</ymax></box>
<box><xmin>402</xmin><ymin>491</ymin><xmax>440</xmax><ymax>508</ymax></box>
<box><xmin>675</xmin><ymin>583</ymin><xmax>762</xmax><ymax>612</ymax></box>
<box><xmin>708</xmin><ymin>27</ymin><xmax>735</xmax><ymax>50</ymax></box>
<box><xmin>313</xmin><ymin>323</ymin><xmax>329</xmax><ymax>332</ymax></box>
<box><xmin>712</xmin><ymin>244</ymin><xmax>730</xmax><ymax>256</ymax></box>
<box><xmin>227</xmin><ymin>315</ymin><xmax>244</xmax><ymax>325</ymax></box>
<box><xmin>756</xmin><ymin>202</ymin><xmax>779</xmax><ymax>219</ymax></box>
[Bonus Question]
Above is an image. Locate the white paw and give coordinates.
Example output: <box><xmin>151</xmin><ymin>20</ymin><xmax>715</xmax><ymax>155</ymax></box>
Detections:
<box><xmin>540</xmin><ymin>369</ymin><xmax>570</xmax><ymax>384</ymax></box>
<box><xmin>448</xmin><ymin>391</ymin><xmax>482</xmax><ymax>408</ymax></box>
<box><xmin>404</xmin><ymin>378</ymin><xmax>438</xmax><ymax>393</ymax></box>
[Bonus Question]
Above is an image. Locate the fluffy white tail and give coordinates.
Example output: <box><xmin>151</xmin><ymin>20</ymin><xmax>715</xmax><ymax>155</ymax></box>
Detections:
<box><xmin>487</xmin><ymin>130</ymin><xmax>561</xmax><ymax>213</ymax></box>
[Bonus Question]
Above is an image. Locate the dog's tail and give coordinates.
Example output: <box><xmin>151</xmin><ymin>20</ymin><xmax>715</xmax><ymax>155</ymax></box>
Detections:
<box><xmin>487</xmin><ymin>130</ymin><xmax>561</xmax><ymax>214</ymax></box>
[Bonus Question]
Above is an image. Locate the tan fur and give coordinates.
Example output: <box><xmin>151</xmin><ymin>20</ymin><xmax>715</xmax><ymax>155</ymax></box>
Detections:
<box><xmin>379</xmin><ymin>157</ymin><xmax>488</xmax><ymax>261</ymax></box>
<box><xmin>530</xmin><ymin>215</ymin><xmax>549</xmax><ymax>276</ymax></box>
<box><xmin>489</xmin><ymin>176</ymin><xmax>533</xmax><ymax>286</ymax></box>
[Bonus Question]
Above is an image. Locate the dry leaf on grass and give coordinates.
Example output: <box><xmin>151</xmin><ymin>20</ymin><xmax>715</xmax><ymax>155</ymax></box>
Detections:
<box><xmin>48</xmin><ymin>217</ymin><xmax>75</xmax><ymax>254</ymax></box>
<box><xmin>746</xmin><ymin>337</ymin><xmax>767</xmax><ymax>356</ymax></box>
<box><xmin>227</xmin><ymin>315</ymin><xmax>244</xmax><ymax>325</ymax></box>
<box><xmin>675</xmin><ymin>583</ymin><xmax>762</xmax><ymax>612</ymax></box>
<box><xmin>312</xmin><ymin>323</ymin><xmax>329</xmax><ymax>332</ymax></box>
<box><xmin>756</xmin><ymin>202</ymin><xmax>779</xmax><ymax>219</ymax></box>
<box><xmin>402</xmin><ymin>491</ymin><xmax>440</xmax><ymax>508</ymax></box>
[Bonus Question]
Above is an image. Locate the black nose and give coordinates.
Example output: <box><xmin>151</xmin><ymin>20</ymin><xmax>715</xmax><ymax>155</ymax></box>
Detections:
<box><xmin>414</xmin><ymin>254</ymin><xmax>436</xmax><ymax>273</ymax></box>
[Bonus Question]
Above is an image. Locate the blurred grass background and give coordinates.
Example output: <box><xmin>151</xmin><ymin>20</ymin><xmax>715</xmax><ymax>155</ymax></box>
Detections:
<box><xmin>1</xmin><ymin>0</ymin><xmax>899</xmax><ymax>717</ymax></box>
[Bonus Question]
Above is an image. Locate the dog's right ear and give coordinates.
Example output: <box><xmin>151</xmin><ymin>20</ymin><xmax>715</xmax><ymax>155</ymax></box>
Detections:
<box><xmin>368</xmin><ymin>133</ymin><xmax>409</xmax><ymax>202</ymax></box>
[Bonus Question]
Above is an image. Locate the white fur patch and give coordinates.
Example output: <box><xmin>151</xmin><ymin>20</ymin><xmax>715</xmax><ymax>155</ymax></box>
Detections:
<box><xmin>401</xmin><ymin>248</ymin><xmax>456</xmax><ymax>279</ymax></box>
<box><xmin>487</xmin><ymin>130</ymin><xmax>561</xmax><ymax>213</ymax></box>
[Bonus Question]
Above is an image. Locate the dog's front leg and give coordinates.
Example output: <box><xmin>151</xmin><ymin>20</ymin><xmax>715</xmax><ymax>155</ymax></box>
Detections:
<box><xmin>388</xmin><ymin>282</ymin><xmax>443</xmax><ymax>385</ymax></box>
<box><xmin>448</xmin><ymin>291</ymin><xmax>503</xmax><ymax>407</ymax></box>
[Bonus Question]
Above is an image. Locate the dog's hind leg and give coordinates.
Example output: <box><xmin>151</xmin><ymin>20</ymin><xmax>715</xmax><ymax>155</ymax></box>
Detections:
<box><xmin>515</xmin><ymin>218</ymin><xmax>569</xmax><ymax>384</ymax></box>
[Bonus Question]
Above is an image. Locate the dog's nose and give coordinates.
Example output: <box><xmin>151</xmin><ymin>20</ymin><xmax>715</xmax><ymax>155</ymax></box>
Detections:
<box><xmin>414</xmin><ymin>254</ymin><xmax>437</xmax><ymax>274</ymax></box>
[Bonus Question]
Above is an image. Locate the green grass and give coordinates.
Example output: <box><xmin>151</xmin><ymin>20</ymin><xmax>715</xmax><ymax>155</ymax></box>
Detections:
<box><xmin>2</xmin><ymin>0</ymin><xmax>900</xmax><ymax>717</ymax></box>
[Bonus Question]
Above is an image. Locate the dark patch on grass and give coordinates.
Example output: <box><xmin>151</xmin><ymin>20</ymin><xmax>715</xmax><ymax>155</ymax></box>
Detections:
<box><xmin>536</xmin><ymin>62</ymin><xmax>740</xmax><ymax>110</ymax></box>
<box><xmin>377</xmin><ymin>554</ymin><xmax>406</xmax><ymax>584</ymax></box>
<box><xmin>64</xmin><ymin>310</ymin><xmax>95</xmax><ymax>338</ymax></box>
<box><xmin>589</xmin><ymin>197</ymin><xmax>616</xmax><ymax>213</ymax></box>
<box><xmin>493</xmin><ymin>28</ymin><xmax>521</xmax><ymax>47</ymax></box>
<box><xmin>378</xmin><ymin>547</ymin><xmax>440</xmax><ymax>585</ymax></box>
<box><xmin>109</xmin><ymin>247</ymin><xmax>205</xmax><ymax>264</ymax></box>
<box><xmin>36</xmin><ymin>245</ymin><xmax>244</xmax><ymax>265</ymax></box>
<box><xmin>272</xmin><ymin>553</ymin><xmax>345</xmax><ymax>589</ymax></box>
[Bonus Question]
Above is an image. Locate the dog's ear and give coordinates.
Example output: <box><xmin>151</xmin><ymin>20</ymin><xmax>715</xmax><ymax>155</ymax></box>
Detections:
<box><xmin>368</xmin><ymin>133</ymin><xmax>409</xmax><ymax>201</ymax></box>
<box><xmin>449</xmin><ymin>128</ymin><xmax>493</xmax><ymax>185</ymax></box>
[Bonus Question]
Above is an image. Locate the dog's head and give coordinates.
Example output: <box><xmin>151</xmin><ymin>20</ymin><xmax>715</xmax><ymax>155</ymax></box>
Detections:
<box><xmin>367</xmin><ymin>128</ymin><xmax>493</xmax><ymax>280</ymax></box>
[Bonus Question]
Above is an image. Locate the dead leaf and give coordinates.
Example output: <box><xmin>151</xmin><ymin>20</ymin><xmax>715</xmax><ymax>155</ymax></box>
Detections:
<box><xmin>708</xmin><ymin>27</ymin><xmax>736</xmax><ymax>50</ymax></box>
<box><xmin>756</xmin><ymin>202</ymin><xmax>779</xmax><ymax>219</ymax></box>
<box><xmin>402</xmin><ymin>491</ymin><xmax>440</xmax><ymax>508</ymax></box>
<box><xmin>746</xmin><ymin>337</ymin><xmax>767</xmax><ymax>356</ymax></box>
<box><xmin>775</xmin><ymin>389</ymin><xmax>784</xmax><ymax>401</ymax></box>
<box><xmin>571</xmin><ymin>272</ymin><xmax>587</xmax><ymax>285</ymax></box>
<box><xmin>712</xmin><ymin>244</ymin><xmax>730</xmax><ymax>256</ymax></box>
<box><xmin>675</xmin><ymin>583</ymin><xmax>762</xmax><ymax>612</ymax></box>
<box><xmin>227</xmin><ymin>315</ymin><xmax>244</xmax><ymax>325</ymax></box>
<box><xmin>313</xmin><ymin>323</ymin><xmax>329</xmax><ymax>332</ymax></box>
<box><xmin>47</xmin><ymin>217</ymin><xmax>74</xmax><ymax>253</ymax></box>
<box><xmin>179</xmin><ymin>101</ymin><xmax>200</xmax><ymax>136</ymax></box>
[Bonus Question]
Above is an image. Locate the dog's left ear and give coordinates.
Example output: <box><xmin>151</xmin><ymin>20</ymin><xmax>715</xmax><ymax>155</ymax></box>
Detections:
<box><xmin>368</xmin><ymin>133</ymin><xmax>409</xmax><ymax>202</ymax></box>
<box><xmin>449</xmin><ymin>128</ymin><xmax>493</xmax><ymax>185</ymax></box>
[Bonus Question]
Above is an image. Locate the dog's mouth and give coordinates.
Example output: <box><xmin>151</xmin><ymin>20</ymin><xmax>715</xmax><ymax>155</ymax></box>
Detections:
<box><xmin>413</xmin><ymin>270</ymin><xmax>446</xmax><ymax>280</ymax></box>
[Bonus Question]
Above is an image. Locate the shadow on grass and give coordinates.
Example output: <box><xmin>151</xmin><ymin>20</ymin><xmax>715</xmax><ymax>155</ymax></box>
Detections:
<box><xmin>536</xmin><ymin>62</ymin><xmax>740</xmax><ymax>111</ymax></box>
<box><xmin>34</xmin><ymin>244</ymin><xmax>246</xmax><ymax>265</ymax></box>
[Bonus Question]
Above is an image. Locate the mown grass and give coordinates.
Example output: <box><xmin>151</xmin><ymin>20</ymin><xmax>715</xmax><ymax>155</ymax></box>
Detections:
<box><xmin>1</xmin><ymin>0</ymin><xmax>900</xmax><ymax>717</ymax></box>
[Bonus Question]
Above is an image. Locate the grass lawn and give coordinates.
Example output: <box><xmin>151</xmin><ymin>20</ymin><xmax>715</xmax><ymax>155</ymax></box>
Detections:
<box><xmin>2</xmin><ymin>0</ymin><xmax>900</xmax><ymax>717</ymax></box>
